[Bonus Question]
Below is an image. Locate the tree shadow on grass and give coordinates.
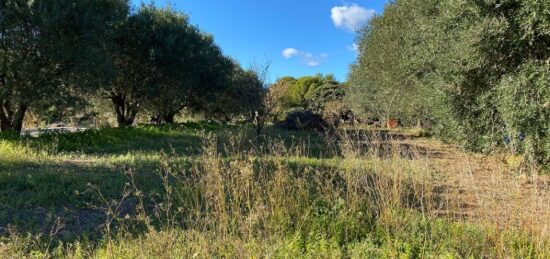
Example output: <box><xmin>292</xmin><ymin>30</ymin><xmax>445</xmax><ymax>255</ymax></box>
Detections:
<box><xmin>352</xmin><ymin>142</ymin><xmax>446</xmax><ymax>160</ymax></box>
<box><xmin>330</xmin><ymin>129</ymin><xmax>445</xmax><ymax>160</ymax></box>
<box><xmin>0</xmin><ymin>125</ymin><xmax>451</xmax><ymax>251</ymax></box>
<box><xmin>338</xmin><ymin>128</ymin><xmax>410</xmax><ymax>142</ymax></box>
<box><xmin>27</xmin><ymin>126</ymin><xmax>204</xmax><ymax>156</ymax></box>
<box><xmin>237</xmin><ymin>127</ymin><xmax>446</xmax><ymax>160</ymax></box>
<box><xmin>0</xmin><ymin>153</ymin><xmax>458</xmax><ymax>253</ymax></box>
<box><xmin>0</xmin><ymin>159</ymin><xmax>167</xmax><ymax>244</ymax></box>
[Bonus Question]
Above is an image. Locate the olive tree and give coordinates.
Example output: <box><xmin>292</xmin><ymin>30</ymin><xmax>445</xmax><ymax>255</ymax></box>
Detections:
<box><xmin>104</xmin><ymin>5</ymin><xmax>235</xmax><ymax>126</ymax></box>
<box><xmin>204</xmin><ymin>61</ymin><xmax>264</xmax><ymax>123</ymax></box>
<box><xmin>347</xmin><ymin>0</ymin><xmax>550</xmax><ymax>165</ymax></box>
<box><xmin>0</xmin><ymin>0</ymin><xmax>128</xmax><ymax>133</ymax></box>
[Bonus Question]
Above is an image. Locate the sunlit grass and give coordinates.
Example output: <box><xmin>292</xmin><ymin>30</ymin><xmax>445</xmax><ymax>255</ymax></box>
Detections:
<box><xmin>0</xmin><ymin>123</ymin><xmax>548</xmax><ymax>258</ymax></box>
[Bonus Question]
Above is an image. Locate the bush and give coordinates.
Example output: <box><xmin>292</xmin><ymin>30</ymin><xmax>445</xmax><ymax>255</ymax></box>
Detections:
<box><xmin>496</xmin><ymin>61</ymin><xmax>550</xmax><ymax>165</ymax></box>
<box><xmin>276</xmin><ymin>108</ymin><xmax>328</xmax><ymax>131</ymax></box>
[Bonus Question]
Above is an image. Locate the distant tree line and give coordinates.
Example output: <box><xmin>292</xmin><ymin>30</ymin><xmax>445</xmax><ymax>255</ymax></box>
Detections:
<box><xmin>347</xmin><ymin>0</ymin><xmax>550</xmax><ymax>165</ymax></box>
<box><xmin>0</xmin><ymin>0</ymin><xmax>265</xmax><ymax>132</ymax></box>
<box><xmin>267</xmin><ymin>74</ymin><xmax>351</xmax><ymax>129</ymax></box>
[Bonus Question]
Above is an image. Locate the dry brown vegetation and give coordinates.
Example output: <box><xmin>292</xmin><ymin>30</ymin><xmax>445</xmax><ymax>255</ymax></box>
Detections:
<box><xmin>404</xmin><ymin>136</ymin><xmax>550</xmax><ymax>237</ymax></box>
<box><xmin>0</xmin><ymin>125</ymin><xmax>549</xmax><ymax>257</ymax></box>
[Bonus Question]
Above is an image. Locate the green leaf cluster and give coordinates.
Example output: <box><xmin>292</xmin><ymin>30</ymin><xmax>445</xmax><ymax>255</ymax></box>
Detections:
<box><xmin>347</xmin><ymin>0</ymin><xmax>550</xmax><ymax>165</ymax></box>
<box><xmin>0</xmin><ymin>1</ymin><xmax>264</xmax><ymax>130</ymax></box>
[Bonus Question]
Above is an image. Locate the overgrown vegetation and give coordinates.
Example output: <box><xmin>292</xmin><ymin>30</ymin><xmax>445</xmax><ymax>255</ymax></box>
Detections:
<box><xmin>1</xmin><ymin>123</ymin><xmax>549</xmax><ymax>258</ymax></box>
<box><xmin>1</xmin><ymin>0</ymin><xmax>549</xmax><ymax>257</ymax></box>
<box><xmin>268</xmin><ymin>74</ymin><xmax>351</xmax><ymax>130</ymax></box>
<box><xmin>347</xmin><ymin>0</ymin><xmax>550</xmax><ymax>166</ymax></box>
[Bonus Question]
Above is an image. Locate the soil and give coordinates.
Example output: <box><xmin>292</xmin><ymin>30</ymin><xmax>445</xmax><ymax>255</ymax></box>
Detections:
<box><xmin>401</xmin><ymin>136</ymin><xmax>550</xmax><ymax>236</ymax></box>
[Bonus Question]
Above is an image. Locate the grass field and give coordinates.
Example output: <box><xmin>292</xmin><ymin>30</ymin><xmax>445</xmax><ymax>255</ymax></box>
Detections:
<box><xmin>1</xmin><ymin>122</ymin><xmax>549</xmax><ymax>258</ymax></box>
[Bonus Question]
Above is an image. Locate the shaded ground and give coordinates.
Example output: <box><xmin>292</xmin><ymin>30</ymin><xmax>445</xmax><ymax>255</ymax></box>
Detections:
<box><xmin>0</xmin><ymin>124</ymin><xmax>332</xmax><ymax>243</ymax></box>
<box><xmin>1</xmin><ymin>125</ymin><xmax>548</xmax><ymax>245</ymax></box>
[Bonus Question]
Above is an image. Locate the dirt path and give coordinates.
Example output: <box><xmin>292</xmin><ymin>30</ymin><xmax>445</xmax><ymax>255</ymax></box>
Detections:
<box><xmin>404</xmin><ymin>137</ymin><xmax>550</xmax><ymax>236</ymax></box>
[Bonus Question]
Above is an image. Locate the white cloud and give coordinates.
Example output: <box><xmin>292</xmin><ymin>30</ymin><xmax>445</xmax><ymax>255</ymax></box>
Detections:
<box><xmin>282</xmin><ymin>48</ymin><xmax>299</xmax><ymax>58</ymax></box>
<box><xmin>331</xmin><ymin>4</ymin><xmax>375</xmax><ymax>32</ymax></box>
<box><xmin>282</xmin><ymin>48</ymin><xmax>328</xmax><ymax>67</ymax></box>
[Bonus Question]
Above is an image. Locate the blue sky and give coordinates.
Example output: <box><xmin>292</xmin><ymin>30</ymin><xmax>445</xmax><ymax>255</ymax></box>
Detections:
<box><xmin>135</xmin><ymin>1</ymin><xmax>388</xmax><ymax>83</ymax></box>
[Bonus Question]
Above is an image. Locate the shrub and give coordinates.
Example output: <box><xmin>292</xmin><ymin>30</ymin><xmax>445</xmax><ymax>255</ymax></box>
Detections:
<box><xmin>276</xmin><ymin>108</ymin><xmax>328</xmax><ymax>131</ymax></box>
<box><xmin>496</xmin><ymin>61</ymin><xmax>550</xmax><ymax>165</ymax></box>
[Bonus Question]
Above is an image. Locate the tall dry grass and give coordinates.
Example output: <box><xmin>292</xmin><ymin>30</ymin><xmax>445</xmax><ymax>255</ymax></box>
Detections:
<box><xmin>1</xmin><ymin>129</ymin><xmax>548</xmax><ymax>258</ymax></box>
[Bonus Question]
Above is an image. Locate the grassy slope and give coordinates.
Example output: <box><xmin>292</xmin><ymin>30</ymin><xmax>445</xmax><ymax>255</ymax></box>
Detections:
<box><xmin>0</xmin><ymin>122</ymin><xmax>548</xmax><ymax>258</ymax></box>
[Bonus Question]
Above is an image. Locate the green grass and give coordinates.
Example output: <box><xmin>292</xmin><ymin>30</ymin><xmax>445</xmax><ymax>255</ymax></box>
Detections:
<box><xmin>0</xmin><ymin>122</ymin><xmax>548</xmax><ymax>258</ymax></box>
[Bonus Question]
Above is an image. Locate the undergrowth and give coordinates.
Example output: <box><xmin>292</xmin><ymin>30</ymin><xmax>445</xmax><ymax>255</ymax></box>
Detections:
<box><xmin>0</xmin><ymin>125</ymin><xmax>548</xmax><ymax>258</ymax></box>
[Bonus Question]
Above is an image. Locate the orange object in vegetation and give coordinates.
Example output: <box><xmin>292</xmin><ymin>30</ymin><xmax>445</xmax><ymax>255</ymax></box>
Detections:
<box><xmin>386</xmin><ymin>118</ymin><xmax>399</xmax><ymax>129</ymax></box>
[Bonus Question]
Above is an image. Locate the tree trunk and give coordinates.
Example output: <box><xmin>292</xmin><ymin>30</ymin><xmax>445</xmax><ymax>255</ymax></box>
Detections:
<box><xmin>0</xmin><ymin>100</ymin><xmax>27</xmax><ymax>133</ymax></box>
<box><xmin>162</xmin><ymin>112</ymin><xmax>176</xmax><ymax>124</ymax></box>
<box><xmin>111</xmin><ymin>94</ymin><xmax>138</xmax><ymax>127</ymax></box>
<box><xmin>253</xmin><ymin>111</ymin><xmax>265</xmax><ymax>136</ymax></box>
<box><xmin>152</xmin><ymin>111</ymin><xmax>178</xmax><ymax>124</ymax></box>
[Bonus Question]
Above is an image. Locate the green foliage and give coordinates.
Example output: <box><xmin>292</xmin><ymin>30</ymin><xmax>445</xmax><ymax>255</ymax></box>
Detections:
<box><xmin>348</xmin><ymin>0</ymin><xmax>550</xmax><ymax>164</ymax></box>
<box><xmin>23</xmin><ymin>123</ymin><xmax>220</xmax><ymax>154</ymax></box>
<box><xmin>347</xmin><ymin>0</ymin><xmax>438</xmax><ymax>123</ymax></box>
<box><xmin>104</xmin><ymin>4</ymin><xmax>235</xmax><ymax>125</ymax></box>
<box><xmin>266</xmin><ymin>76</ymin><xmax>296</xmax><ymax>117</ymax></box>
<box><xmin>204</xmin><ymin>62</ymin><xmax>264</xmax><ymax>122</ymax></box>
<box><xmin>276</xmin><ymin>108</ymin><xmax>327</xmax><ymax>131</ymax></box>
<box><xmin>268</xmin><ymin>74</ymin><xmax>349</xmax><ymax>128</ymax></box>
<box><xmin>496</xmin><ymin>61</ymin><xmax>550</xmax><ymax>165</ymax></box>
<box><xmin>103</xmin><ymin>4</ymin><xmax>255</xmax><ymax>126</ymax></box>
<box><xmin>1</xmin><ymin>1</ymin><xmax>260</xmax><ymax>129</ymax></box>
<box><xmin>307</xmin><ymin>83</ymin><xmax>347</xmax><ymax>114</ymax></box>
<box><xmin>0</xmin><ymin>0</ymin><xmax>128</xmax><ymax>132</ymax></box>
<box><xmin>307</xmin><ymin>83</ymin><xmax>351</xmax><ymax>126</ymax></box>
<box><xmin>284</xmin><ymin>74</ymin><xmax>338</xmax><ymax>108</ymax></box>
